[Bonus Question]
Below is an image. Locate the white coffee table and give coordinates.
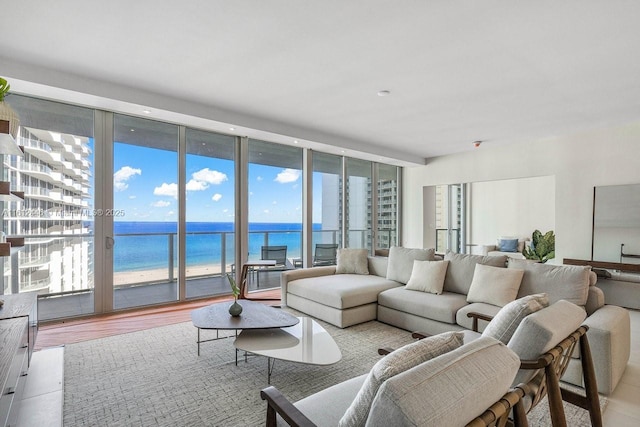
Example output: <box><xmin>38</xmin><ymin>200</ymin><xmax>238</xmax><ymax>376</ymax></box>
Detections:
<box><xmin>234</xmin><ymin>317</ymin><xmax>341</xmax><ymax>383</ymax></box>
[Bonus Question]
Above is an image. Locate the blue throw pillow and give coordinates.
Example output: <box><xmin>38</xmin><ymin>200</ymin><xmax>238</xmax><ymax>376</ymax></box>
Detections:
<box><xmin>499</xmin><ymin>238</ymin><xmax>519</xmax><ymax>252</ymax></box>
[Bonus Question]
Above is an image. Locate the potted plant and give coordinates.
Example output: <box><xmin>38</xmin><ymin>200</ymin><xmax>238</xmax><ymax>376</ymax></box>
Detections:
<box><xmin>227</xmin><ymin>273</ymin><xmax>243</xmax><ymax>316</ymax></box>
<box><xmin>523</xmin><ymin>230</ymin><xmax>555</xmax><ymax>263</ymax></box>
<box><xmin>0</xmin><ymin>77</ymin><xmax>20</xmax><ymax>138</ymax></box>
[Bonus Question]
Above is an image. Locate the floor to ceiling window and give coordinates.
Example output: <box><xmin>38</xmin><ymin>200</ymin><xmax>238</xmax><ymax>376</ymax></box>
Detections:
<box><xmin>311</xmin><ymin>152</ymin><xmax>342</xmax><ymax>265</ymax></box>
<box><xmin>112</xmin><ymin>114</ymin><xmax>179</xmax><ymax>310</ymax></box>
<box><xmin>184</xmin><ymin>128</ymin><xmax>236</xmax><ymax>298</ymax></box>
<box><xmin>3</xmin><ymin>94</ymin><xmax>402</xmax><ymax>319</ymax></box>
<box><xmin>2</xmin><ymin>95</ymin><xmax>95</xmax><ymax>320</ymax></box>
<box><xmin>376</xmin><ymin>163</ymin><xmax>400</xmax><ymax>249</ymax></box>
<box><xmin>345</xmin><ymin>158</ymin><xmax>372</xmax><ymax>250</ymax></box>
<box><xmin>247</xmin><ymin>139</ymin><xmax>302</xmax><ymax>290</ymax></box>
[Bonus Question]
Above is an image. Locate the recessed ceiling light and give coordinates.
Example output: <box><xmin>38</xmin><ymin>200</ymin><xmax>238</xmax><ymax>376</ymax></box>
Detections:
<box><xmin>229</xmin><ymin>127</ymin><xmax>235</xmax><ymax>131</ymax></box>
<box><xmin>130</xmin><ymin>129</ymin><xmax>135</xmax><ymax>132</ymax></box>
<box><xmin>293</xmin><ymin>140</ymin><xmax>298</xmax><ymax>144</ymax></box>
<box><xmin>377</xmin><ymin>90</ymin><xmax>391</xmax><ymax>97</ymax></box>
<box><xmin>142</xmin><ymin>109</ymin><xmax>151</xmax><ymax>114</ymax></box>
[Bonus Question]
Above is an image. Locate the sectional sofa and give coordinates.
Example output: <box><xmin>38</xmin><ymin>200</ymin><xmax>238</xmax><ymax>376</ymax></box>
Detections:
<box><xmin>280</xmin><ymin>247</ymin><xmax>631</xmax><ymax>395</ymax></box>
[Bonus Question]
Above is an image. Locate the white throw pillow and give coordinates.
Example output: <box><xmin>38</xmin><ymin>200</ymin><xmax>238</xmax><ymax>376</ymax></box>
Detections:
<box><xmin>335</xmin><ymin>248</ymin><xmax>369</xmax><ymax>275</ymax></box>
<box><xmin>405</xmin><ymin>260</ymin><xmax>449</xmax><ymax>294</ymax></box>
<box><xmin>482</xmin><ymin>293</ymin><xmax>549</xmax><ymax>344</ymax></box>
<box><xmin>386</xmin><ymin>246</ymin><xmax>435</xmax><ymax>284</ymax></box>
<box><xmin>338</xmin><ymin>331</ymin><xmax>464</xmax><ymax>427</ymax></box>
<box><xmin>467</xmin><ymin>264</ymin><xmax>525</xmax><ymax>307</ymax></box>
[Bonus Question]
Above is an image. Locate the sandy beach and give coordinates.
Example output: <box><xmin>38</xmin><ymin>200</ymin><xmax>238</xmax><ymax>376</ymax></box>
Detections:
<box><xmin>113</xmin><ymin>264</ymin><xmax>232</xmax><ymax>287</ymax></box>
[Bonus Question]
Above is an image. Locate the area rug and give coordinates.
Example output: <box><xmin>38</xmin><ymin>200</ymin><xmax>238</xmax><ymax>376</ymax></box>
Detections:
<box><xmin>63</xmin><ymin>313</ymin><xmax>606</xmax><ymax>426</ymax></box>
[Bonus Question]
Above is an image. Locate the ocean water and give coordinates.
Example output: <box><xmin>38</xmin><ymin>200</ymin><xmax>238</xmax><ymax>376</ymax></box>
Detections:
<box><xmin>113</xmin><ymin>222</ymin><xmax>319</xmax><ymax>272</ymax></box>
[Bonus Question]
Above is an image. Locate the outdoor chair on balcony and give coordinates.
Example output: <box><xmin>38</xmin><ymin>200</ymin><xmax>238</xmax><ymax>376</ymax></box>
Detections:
<box><xmin>312</xmin><ymin>243</ymin><xmax>338</xmax><ymax>266</ymax></box>
<box><xmin>257</xmin><ymin>245</ymin><xmax>290</xmax><ymax>287</ymax></box>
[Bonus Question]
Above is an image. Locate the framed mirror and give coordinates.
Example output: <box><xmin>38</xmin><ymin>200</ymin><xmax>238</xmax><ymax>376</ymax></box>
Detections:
<box><xmin>592</xmin><ymin>183</ymin><xmax>640</xmax><ymax>264</ymax></box>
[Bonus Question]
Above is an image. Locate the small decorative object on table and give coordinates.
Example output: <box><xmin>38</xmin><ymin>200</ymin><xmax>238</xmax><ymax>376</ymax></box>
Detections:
<box><xmin>227</xmin><ymin>273</ymin><xmax>243</xmax><ymax>316</ymax></box>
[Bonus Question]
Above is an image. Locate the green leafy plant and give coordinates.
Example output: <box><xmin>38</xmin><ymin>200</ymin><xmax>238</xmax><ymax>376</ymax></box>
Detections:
<box><xmin>227</xmin><ymin>273</ymin><xmax>240</xmax><ymax>300</ymax></box>
<box><xmin>523</xmin><ymin>230</ymin><xmax>555</xmax><ymax>263</ymax></box>
<box><xmin>0</xmin><ymin>78</ymin><xmax>10</xmax><ymax>102</ymax></box>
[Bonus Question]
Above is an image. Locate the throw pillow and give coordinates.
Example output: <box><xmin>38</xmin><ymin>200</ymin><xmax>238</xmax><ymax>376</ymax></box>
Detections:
<box><xmin>467</xmin><ymin>264</ymin><xmax>525</xmax><ymax>307</ymax></box>
<box><xmin>405</xmin><ymin>260</ymin><xmax>449</xmax><ymax>294</ymax></box>
<box><xmin>509</xmin><ymin>259</ymin><xmax>591</xmax><ymax>305</ymax></box>
<box><xmin>335</xmin><ymin>248</ymin><xmax>369</xmax><ymax>275</ymax></box>
<box><xmin>338</xmin><ymin>331</ymin><xmax>464</xmax><ymax>427</ymax></box>
<box><xmin>482</xmin><ymin>293</ymin><xmax>549</xmax><ymax>344</ymax></box>
<box><xmin>443</xmin><ymin>252</ymin><xmax>508</xmax><ymax>294</ymax></box>
<box><xmin>498</xmin><ymin>238</ymin><xmax>519</xmax><ymax>252</ymax></box>
<box><xmin>386</xmin><ymin>246</ymin><xmax>435</xmax><ymax>284</ymax></box>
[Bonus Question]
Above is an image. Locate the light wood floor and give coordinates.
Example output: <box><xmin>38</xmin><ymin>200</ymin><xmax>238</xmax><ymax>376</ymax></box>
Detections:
<box><xmin>35</xmin><ymin>289</ymin><xmax>280</xmax><ymax>350</ymax></box>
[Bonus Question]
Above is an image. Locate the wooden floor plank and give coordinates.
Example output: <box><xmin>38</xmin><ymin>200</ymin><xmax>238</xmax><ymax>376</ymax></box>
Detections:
<box><xmin>35</xmin><ymin>289</ymin><xmax>281</xmax><ymax>350</ymax></box>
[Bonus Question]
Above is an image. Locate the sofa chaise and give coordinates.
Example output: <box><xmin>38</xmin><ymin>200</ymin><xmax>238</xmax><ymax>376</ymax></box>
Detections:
<box><xmin>280</xmin><ymin>248</ymin><xmax>630</xmax><ymax>395</ymax></box>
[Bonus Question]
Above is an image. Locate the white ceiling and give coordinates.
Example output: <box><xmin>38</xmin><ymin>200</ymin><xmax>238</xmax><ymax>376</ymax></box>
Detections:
<box><xmin>2</xmin><ymin>1</ymin><xmax>640</xmax><ymax>166</ymax></box>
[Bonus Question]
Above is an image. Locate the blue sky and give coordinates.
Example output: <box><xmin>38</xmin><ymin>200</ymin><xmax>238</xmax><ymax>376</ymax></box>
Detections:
<box><xmin>112</xmin><ymin>142</ymin><xmax>320</xmax><ymax>222</ymax></box>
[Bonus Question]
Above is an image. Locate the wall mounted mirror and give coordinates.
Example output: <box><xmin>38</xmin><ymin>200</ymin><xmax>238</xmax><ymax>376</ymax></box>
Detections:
<box><xmin>592</xmin><ymin>183</ymin><xmax>640</xmax><ymax>264</ymax></box>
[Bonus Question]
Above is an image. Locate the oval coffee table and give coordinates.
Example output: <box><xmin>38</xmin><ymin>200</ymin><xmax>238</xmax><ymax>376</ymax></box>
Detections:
<box><xmin>191</xmin><ymin>299</ymin><xmax>300</xmax><ymax>356</ymax></box>
<box><xmin>234</xmin><ymin>316</ymin><xmax>342</xmax><ymax>383</ymax></box>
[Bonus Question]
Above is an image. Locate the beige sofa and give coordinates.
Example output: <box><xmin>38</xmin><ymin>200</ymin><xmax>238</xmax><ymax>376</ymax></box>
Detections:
<box><xmin>281</xmin><ymin>250</ymin><xmax>630</xmax><ymax>395</ymax></box>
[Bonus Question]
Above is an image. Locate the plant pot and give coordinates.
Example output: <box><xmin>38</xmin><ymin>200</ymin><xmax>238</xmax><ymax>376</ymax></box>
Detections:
<box><xmin>229</xmin><ymin>300</ymin><xmax>243</xmax><ymax>317</ymax></box>
<box><xmin>0</xmin><ymin>101</ymin><xmax>20</xmax><ymax>139</ymax></box>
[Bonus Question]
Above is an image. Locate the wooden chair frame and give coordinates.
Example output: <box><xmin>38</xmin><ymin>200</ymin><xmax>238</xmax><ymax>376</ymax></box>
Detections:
<box><xmin>462</xmin><ymin>312</ymin><xmax>602</xmax><ymax>427</ymax></box>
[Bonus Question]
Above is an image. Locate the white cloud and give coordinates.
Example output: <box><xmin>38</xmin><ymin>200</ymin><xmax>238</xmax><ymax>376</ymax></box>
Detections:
<box><xmin>257</xmin><ymin>176</ymin><xmax>263</xmax><ymax>182</ymax></box>
<box><xmin>272</xmin><ymin>200</ymin><xmax>277</xmax><ymax>205</ymax></box>
<box><xmin>186</xmin><ymin>179</ymin><xmax>209</xmax><ymax>191</ymax></box>
<box><xmin>154</xmin><ymin>182</ymin><xmax>178</xmax><ymax>199</ymax></box>
<box><xmin>223</xmin><ymin>209</ymin><xmax>229</xmax><ymax>213</ymax></box>
<box><xmin>212</xmin><ymin>193</ymin><xmax>222</xmax><ymax>202</ymax></box>
<box><xmin>152</xmin><ymin>200</ymin><xmax>171</xmax><ymax>207</ymax></box>
<box><xmin>128</xmin><ymin>195</ymin><xmax>137</xmax><ymax>199</ymax></box>
<box><xmin>167</xmin><ymin>211</ymin><xmax>175</xmax><ymax>216</ymax></box>
<box><xmin>263</xmin><ymin>209</ymin><xmax>270</xmax><ymax>214</ymax></box>
<box><xmin>275</xmin><ymin>168</ymin><xmax>300</xmax><ymax>184</ymax></box>
<box><xmin>192</xmin><ymin>168</ymin><xmax>228</xmax><ymax>185</ymax></box>
<box><xmin>114</xmin><ymin>166</ymin><xmax>141</xmax><ymax>191</ymax></box>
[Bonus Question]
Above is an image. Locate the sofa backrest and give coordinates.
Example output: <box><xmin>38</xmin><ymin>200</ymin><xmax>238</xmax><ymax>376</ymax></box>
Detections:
<box><xmin>508</xmin><ymin>259</ymin><xmax>591</xmax><ymax>306</ymax></box>
<box><xmin>443</xmin><ymin>252</ymin><xmax>508</xmax><ymax>295</ymax></box>
<box><xmin>367</xmin><ymin>256</ymin><xmax>389</xmax><ymax>278</ymax></box>
<box><xmin>366</xmin><ymin>337</ymin><xmax>520</xmax><ymax>427</ymax></box>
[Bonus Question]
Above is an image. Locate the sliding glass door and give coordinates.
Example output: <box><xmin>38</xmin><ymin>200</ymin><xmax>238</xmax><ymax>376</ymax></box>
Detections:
<box><xmin>184</xmin><ymin>128</ymin><xmax>236</xmax><ymax>298</ymax></box>
<box><xmin>112</xmin><ymin>114</ymin><xmax>179</xmax><ymax>310</ymax></box>
<box><xmin>2</xmin><ymin>95</ymin><xmax>95</xmax><ymax>320</ymax></box>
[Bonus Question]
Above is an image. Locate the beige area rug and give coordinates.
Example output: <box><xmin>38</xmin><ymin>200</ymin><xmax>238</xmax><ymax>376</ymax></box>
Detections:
<box><xmin>63</xmin><ymin>311</ymin><xmax>606</xmax><ymax>426</ymax></box>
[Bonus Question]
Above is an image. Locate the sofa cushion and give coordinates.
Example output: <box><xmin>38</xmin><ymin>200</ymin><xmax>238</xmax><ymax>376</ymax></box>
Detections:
<box><xmin>498</xmin><ymin>238</ymin><xmax>519</xmax><ymax>252</ymax></box>
<box><xmin>339</xmin><ymin>331</ymin><xmax>464</xmax><ymax>427</ymax></box>
<box><xmin>509</xmin><ymin>259</ymin><xmax>591</xmax><ymax>305</ymax></box>
<box><xmin>481</xmin><ymin>293</ymin><xmax>549</xmax><ymax>344</ymax></box>
<box><xmin>405</xmin><ymin>260</ymin><xmax>449</xmax><ymax>294</ymax></box>
<box><xmin>508</xmin><ymin>300</ymin><xmax>587</xmax><ymax>385</ymax></box>
<box><xmin>366</xmin><ymin>337</ymin><xmax>520</xmax><ymax>427</ymax></box>
<box><xmin>377</xmin><ymin>287</ymin><xmax>469</xmax><ymax>324</ymax></box>
<box><xmin>443</xmin><ymin>252</ymin><xmax>508</xmax><ymax>295</ymax></box>
<box><xmin>386</xmin><ymin>246</ymin><xmax>435</xmax><ymax>284</ymax></box>
<box><xmin>292</xmin><ymin>374</ymin><xmax>368</xmax><ymax>427</ymax></box>
<box><xmin>466</xmin><ymin>264</ymin><xmax>524</xmax><ymax>307</ymax></box>
<box><xmin>287</xmin><ymin>274</ymin><xmax>399</xmax><ymax>309</ymax></box>
<box><xmin>336</xmin><ymin>248</ymin><xmax>369</xmax><ymax>275</ymax></box>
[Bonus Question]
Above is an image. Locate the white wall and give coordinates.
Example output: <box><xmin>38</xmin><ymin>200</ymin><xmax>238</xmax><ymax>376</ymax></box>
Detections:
<box><xmin>468</xmin><ymin>176</ymin><xmax>555</xmax><ymax>248</ymax></box>
<box><xmin>403</xmin><ymin>120</ymin><xmax>640</xmax><ymax>262</ymax></box>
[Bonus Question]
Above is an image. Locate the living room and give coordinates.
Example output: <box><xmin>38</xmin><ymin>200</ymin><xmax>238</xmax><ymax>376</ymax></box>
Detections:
<box><xmin>2</xmin><ymin>1</ymin><xmax>640</xmax><ymax>426</ymax></box>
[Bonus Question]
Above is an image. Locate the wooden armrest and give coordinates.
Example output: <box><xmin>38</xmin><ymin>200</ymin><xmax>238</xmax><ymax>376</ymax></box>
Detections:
<box><xmin>378</xmin><ymin>347</ymin><xmax>395</xmax><ymax>355</ymax></box>
<box><xmin>260</xmin><ymin>386</ymin><xmax>317</xmax><ymax>427</ymax></box>
<box><xmin>466</xmin><ymin>312</ymin><xmax>495</xmax><ymax>332</ymax></box>
<box><xmin>411</xmin><ymin>331</ymin><xmax>431</xmax><ymax>340</ymax></box>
